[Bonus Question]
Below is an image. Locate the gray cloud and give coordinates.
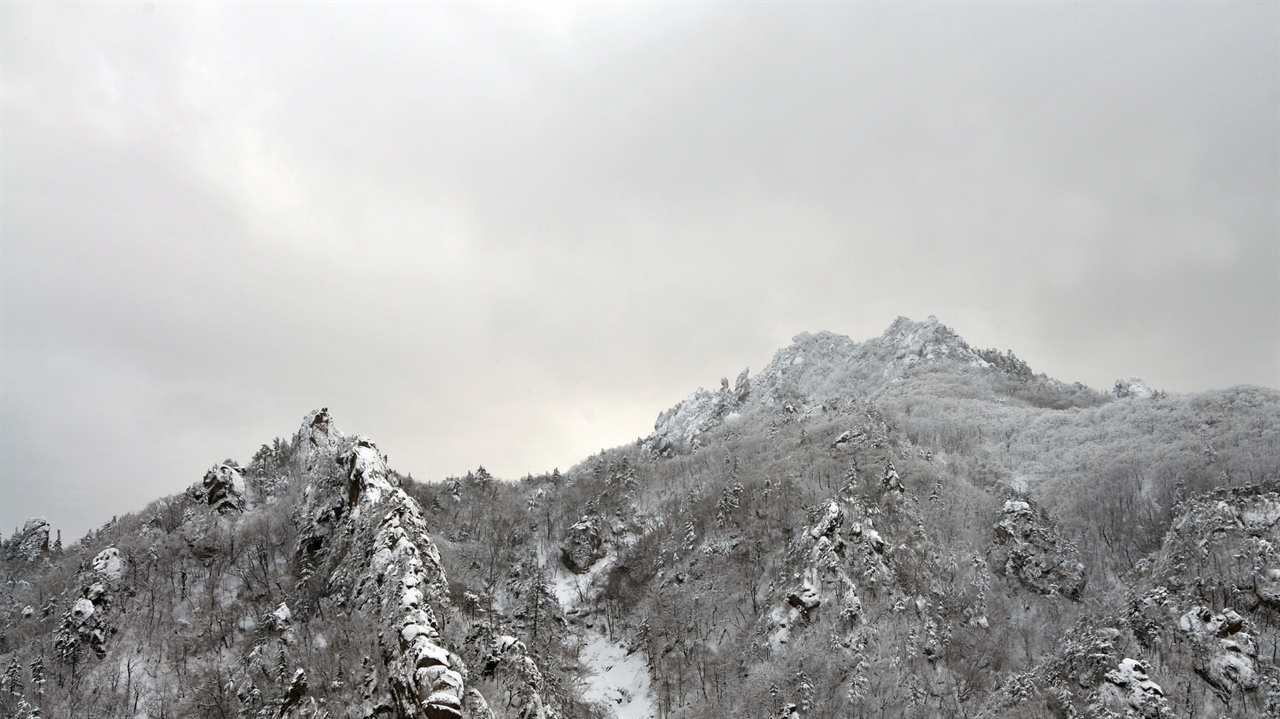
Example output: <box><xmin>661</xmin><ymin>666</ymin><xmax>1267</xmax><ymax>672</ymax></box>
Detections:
<box><xmin>3</xmin><ymin>2</ymin><xmax>1276</xmax><ymax>539</ymax></box>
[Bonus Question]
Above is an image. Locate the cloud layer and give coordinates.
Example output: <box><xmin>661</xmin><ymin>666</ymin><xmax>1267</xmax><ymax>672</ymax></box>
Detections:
<box><xmin>3</xmin><ymin>3</ymin><xmax>1276</xmax><ymax>539</ymax></box>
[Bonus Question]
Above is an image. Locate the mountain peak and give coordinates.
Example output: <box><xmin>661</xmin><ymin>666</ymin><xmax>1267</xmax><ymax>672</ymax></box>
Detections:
<box><xmin>649</xmin><ymin>316</ymin><xmax>1051</xmax><ymax>453</ymax></box>
<box><xmin>883</xmin><ymin>313</ymin><xmax>942</xmax><ymax>335</ymax></box>
<box><xmin>879</xmin><ymin>314</ymin><xmax>978</xmax><ymax>365</ymax></box>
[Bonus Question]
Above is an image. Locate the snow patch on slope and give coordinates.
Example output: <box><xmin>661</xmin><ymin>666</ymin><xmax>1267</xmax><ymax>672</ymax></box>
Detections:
<box><xmin>578</xmin><ymin>630</ymin><xmax>654</xmax><ymax>719</ymax></box>
<box><xmin>549</xmin><ymin>561</ymin><xmax>655</xmax><ymax>719</ymax></box>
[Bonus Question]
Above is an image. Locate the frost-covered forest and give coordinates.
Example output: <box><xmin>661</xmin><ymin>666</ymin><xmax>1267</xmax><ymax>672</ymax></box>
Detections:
<box><xmin>3</xmin><ymin>317</ymin><xmax>1279</xmax><ymax>718</ymax></box>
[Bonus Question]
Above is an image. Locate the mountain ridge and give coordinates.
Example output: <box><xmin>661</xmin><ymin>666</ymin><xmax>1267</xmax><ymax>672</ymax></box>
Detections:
<box><xmin>649</xmin><ymin>315</ymin><xmax>1082</xmax><ymax>456</ymax></box>
<box><xmin>3</xmin><ymin>317</ymin><xmax>1279</xmax><ymax>718</ymax></box>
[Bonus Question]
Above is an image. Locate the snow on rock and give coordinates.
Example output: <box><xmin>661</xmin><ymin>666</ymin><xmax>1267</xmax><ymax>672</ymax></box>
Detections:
<box><xmin>1002</xmin><ymin>500</ymin><xmax>1031</xmax><ymax>515</ymax></box>
<box><xmin>769</xmin><ymin>497</ymin><xmax>867</xmax><ymax>651</ymax></box>
<box><xmin>338</xmin><ymin>436</ymin><xmax>397</xmax><ymax>510</ymax></box>
<box><xmin>787</xmin><ymin>566</ymin><xmax>823</xmax><ymax>612</ymax></box>
<box><xmin>562</xmin><ymin>516</ymin><xmax>607</xmax><ymax>574</ymax></box>
<box><xmin>6</xmin><ymin>517</ymin><xmax>51</xmax><ymax>561</ymax></box>
<box><xmin>830</xmin><ymin>430</ymin><xmax>855</xmax><ymax>447</ymax></box>
<box><xmin>86</xmin><ymin>582</ymin><xmax>107</xmax><ymax>602</ymax></box>
<box><xmin>852</xmin><ymin>521</ymin><xmax>885</xmax><ymax>554</ymax></box>
<box><xmin>1101</xmin><ymin>658</ymin><xmax>1168</xmax><ymax>716</ymax></box>
<box><xmin>361</xmin><ymin>500</ymin><xmax>464</xmax><ymax>719</ymax></box>
<box><xmin>193</xmin><ymin>463</ymin><xmax>246</xmax><ymax>513</ymax></box>
<box><xmin>469</xmin><ymin>627</ymin><xmax>558</xmax><ymax>719</ymax></box>
<box><xmin>1256</xmin><ymin>567</ymin><xmax>1280</xmax><ymax>606</ymax></box>
<box><xmin>745</xmin><ymin>330</ymin><xmax>868</xmax><ymax>415</ymax></box>
<box><xmin>644</xmin><ymin>317</ymin><xmax>1019</xmax><ymax>457</ymax></box>
<box><xmin>990</xmin><ymin>496</ymin><xmax>1086</xmax><ymax>599</ymax></box>
<box><xmin>1239</xmin><ymin>497</ymin><xmax>1280</xmax><ymax>533</ymax></box>
<box><xmin>279</xmin><ymin>668</ymin><xmax>309</xmax><ymax>718</ymax></box>
<box><xmin>293</xmin><ymin>410</ymin><xmax>487</xmax><ymax>719</ymax></box>
<box><xmin>881</xmin><ymin>460</ymin><xmax>903</xmax><ymax>493</ymax></box>
<box><xmin>60</xmin><ymin>591</ymin><xmax>109</xmax><ymax>659</ymax></box>
<box><xmin>881</xmin><ymin>315</ymin><xmax>984</xmax><ymax>369</ymax></box>
<box><xmin>92</xmin><ymin>547</ymin><xmax>123</xmax><ymax>581</ymax></box>
<box><xmin>464</xmin><ymin>688</ymin><xmax>496</xmax><ymax>719</ymax></box>
<box><xmin>810</xmin><ymin>501</ymin><xmax>843</xmax><ymax>540</ymax></box>
<box><xmin>1114</xmin><ymin>377</ymin><xmax>1155</xmax><ymax>399</ymax></box>
<box><xmin>71</xmin><ymin>598</ymin><xmax>95</xmax><ymax>621</ymax></box>
<box><xmin>648</xmin><ymin>368</ymin><xmax>752</xmax><ymax>453</ymax></box>
<box><xmin>1177</xmin><ymin>606</ymin><xmax>1259</xmax><ymax>691</ymax></box>
<box><xmin>295</xmin><ymin>407</ymin><xmax>344</xmax><ymax>471</ymax></box>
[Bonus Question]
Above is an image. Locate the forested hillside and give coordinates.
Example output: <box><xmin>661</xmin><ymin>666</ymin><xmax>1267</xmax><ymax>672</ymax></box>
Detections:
<box><xmin>3</xmin><ymin>317</ymin><xmax>1278</xmax><ymax>718</ymax></box>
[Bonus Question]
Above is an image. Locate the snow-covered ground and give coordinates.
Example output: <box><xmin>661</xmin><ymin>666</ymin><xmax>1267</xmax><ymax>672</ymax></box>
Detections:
<box><xmin>577</xmin><ymin>628</ymin><xmax>654</xmax><ymax>719</ymax></box>
<box><xmin>549</xmin><ymin>560</ymin><xmax>655</xmax><ymax>719</ymax></box>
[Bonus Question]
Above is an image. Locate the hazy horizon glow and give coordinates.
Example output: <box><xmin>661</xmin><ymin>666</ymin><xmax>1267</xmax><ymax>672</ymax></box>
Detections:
<box><xmin>3</xmin><ymin>2</ymin><xmax>1277</xmax><ymax>540</ymax></box>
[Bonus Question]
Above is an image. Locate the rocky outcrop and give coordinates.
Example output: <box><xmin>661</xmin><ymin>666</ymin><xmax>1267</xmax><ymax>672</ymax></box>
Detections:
<box><xmin>1114</xmin><ymin>378</ymin><xmax>1156</xmax><ymax>399</ymax></box>
<box><xmin>471</xmin><ymin>629</ymin><xmax>558</xmax><ymax>719</ymax></box>
<box><xmin>733</xmin><ymin>367</ymin><xmax>751</xmax><ymax>403</ymax></box>
<box><xmin>310</xmin><ymin>432</ymin><xmax>464</xmax><ymax>719</ymax></box>
<box><xmin>768</xmin><ymin>499</ymin><xmax>871</xmax><ymax>652</ymax></box>
<box><xmin>1179</xmin><ymin>606</ymin><xmax>1259</xmax><ymax>693</ymax></box>
<box><xmin>464</xmin><ymin>687</ymin><xmax>496</xmax><ymax>719</ymax></box>
<box><xmin>979</xmin><ymin>483</ymin><xmax>1280</xmax><ymax>717</ymax></box>
<box><xmin>990</xmin><ymin>498</ymin><xmax>1086</xmax><ymax>599</ymax></box>
<box><xmin>649</xmin><ymin>368</ymin><xmax>752</xmax><ymax>453</ymax></box>
<box><xmin>53</xmin><ymin>545</ymin><xmax>126</xmax><ymax>665</ymax></box>
<box><xmin>646</xmin><ymin>317</ymin><xmax>1023</xmax><ymax>456</ymax></box>
<box><xmin>977</xmin><ymin>625</ymin><xmax>1173</xmax><ymax>719</ymax></box>
<box><xmin>1255</xmin><ymin>568</ymin><xmax>1280</xmax><ymax>606</ymax></box>
<box><xmin>561</xmin><ymin>516</ymin><xmax>606</xmax><ymax>574</ymax></box>
<box><xmin>1100</xmin><ymin>658</ymin><xmax>1169</xmax><ymax>718</ymax></box>
<box><xmin>192</xmin><ymin>463</ymin><xmax>246</xmax><ymax>513</ymax></box>
<box><xmin>880</xmin><ymin>460</ymin><xmax>903</xmax><ymax>493</ymax></box>
<box><xmin>644</xmin><ymin>316</ymin><xmax>1044</xmax><ymax>456</ymax></box>
<box><xmin>278</xmin><ymin>668</ymin><xmax>309</xmax><ymax>718</ymax></box>
<box><xmin>288</xmin><ymin>411</ymin><xmax>559</xmax><ymax>719</ymax></box>
<box><xmin>295</xmin><ymin>407</ymin><xmax>343</xmax><ymax>471</ymax></box>
<box><xmin>5</xmin><ymin>518</ymin><xmax>51</xmax><ymax>561</ymax></box>
<box><xmin>91</xmin><ymin>546</ymin><xmax>123</xmax><ymax>581</ymax></box>
<box><xmin>880</xmin><ymin>315</ymin><xmax>987</xmax><ymax>369</ymax></box>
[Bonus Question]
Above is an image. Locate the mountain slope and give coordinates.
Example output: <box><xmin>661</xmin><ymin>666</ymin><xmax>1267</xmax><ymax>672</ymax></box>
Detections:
<box><xmin>0</xmin><ymin>409</ymin><xmax>581</xmax><ymax>719</ymax></box>
<box><xmin>3</xmin><ymin>316</ymin><xmax>1278</xmax><ymax>719</ymax></box>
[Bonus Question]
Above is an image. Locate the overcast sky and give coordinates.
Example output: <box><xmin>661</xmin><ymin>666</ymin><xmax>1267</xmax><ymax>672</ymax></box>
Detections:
<box><xmin>3</xmin><ymin>2</ymin><xmax>1277</xmax><ymax>541</ymax></box>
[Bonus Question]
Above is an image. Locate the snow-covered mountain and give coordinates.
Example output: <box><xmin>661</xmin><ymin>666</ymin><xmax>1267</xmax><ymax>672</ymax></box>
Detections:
<box><xmin>650</xmin><ymin>315</ymin><xmax>1033</xmax><ymax>452</ymax></box>
<box><xmin>3</xmin><ymin>317</ymin><xmax>1279</xmax><ymax>718</ymax></box>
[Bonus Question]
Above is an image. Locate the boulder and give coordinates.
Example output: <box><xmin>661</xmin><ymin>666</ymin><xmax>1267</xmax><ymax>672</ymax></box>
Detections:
<box><xmin>196</xmin><ymin>464</ymin><xmax>245</xmax><ymax>513</ymax></box>
<box><xmin>561</xmin><ymin>516</ymin><xmax>606</xmax><ymax>574</ymax></box>
<box><xmin>1256</xmin><ymin>568</ymin><xmax>1280</xmax><ymax>606</ymax></box>
<box><xmin>92</xmin><ymin>547</ymin><xmax>123</xmax><ymax>581</ymax></box>
<box><xmin>1178</xmin><ymin>606</ymin><xmax>1259</xmax><ymax>692</ymax></box>
<box><xmin>1101</xmin><ymin>658</ymin><xmax>1168</xmax><ymax>717</ymax></box>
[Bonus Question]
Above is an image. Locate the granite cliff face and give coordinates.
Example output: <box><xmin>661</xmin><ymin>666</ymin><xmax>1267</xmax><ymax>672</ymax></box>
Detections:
<box><xmin>292</xmin><ymin>412</ymin><xmax>468</xmax><ymax>719</ymax></box>
<box><xmin>1</xmin><ymin>409</ymin><xmax>566</xmax><ymax>719</ymax></box>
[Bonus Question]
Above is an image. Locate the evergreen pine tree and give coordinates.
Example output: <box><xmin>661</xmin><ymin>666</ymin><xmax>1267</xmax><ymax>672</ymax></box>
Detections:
<box><xmin>28</xmin><ymin>657</ymin><xmax>44</xmax><ymax>696</ymax></box>
<box><xmin>3</xmin><ymin>655</ymin><xmax>22</xmax><ymax>697</ymax></box>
